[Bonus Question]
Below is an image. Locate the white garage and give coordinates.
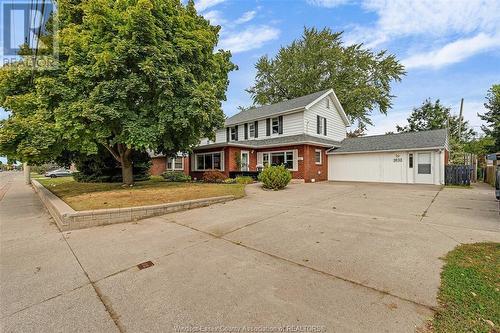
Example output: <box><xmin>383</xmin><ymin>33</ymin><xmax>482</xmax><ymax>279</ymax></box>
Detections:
<box><xmin>327</xmin><ymin>129</ymin><xmax>448</xmax><ymax>185</ymax></box>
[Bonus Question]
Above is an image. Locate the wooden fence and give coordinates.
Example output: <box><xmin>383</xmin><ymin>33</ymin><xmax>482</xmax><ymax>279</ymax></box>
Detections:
<box><xmin>445</xmin><ymin>165</ymin><xmax>472</xmax><ymax>186</ymax></box>
<box><xmin>485</xmin><ymin>166</ymin><xmax>497</xmax><ymax>186</ymax></box>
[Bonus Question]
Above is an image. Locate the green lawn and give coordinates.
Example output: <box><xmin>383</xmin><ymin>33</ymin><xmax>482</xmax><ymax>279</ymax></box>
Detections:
<box><xmin>36</xmin><ymin>176</ymin><xmax>245</xmax><ymax>211</ymax></box>
<box><xmin>431</xmin><ymin>242</ymin><xmax>499</xmax><ymax>333</ymax></box>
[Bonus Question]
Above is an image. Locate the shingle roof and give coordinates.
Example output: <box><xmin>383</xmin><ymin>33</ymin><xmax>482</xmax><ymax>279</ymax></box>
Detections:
<box><xmin>329</xmin><ymin>129</ymin><xmax>448</xmax><ymax>154</ymax></box>
<box><xmin>225</xmin><ymin>89</ymin><xmax>330</xmax><ymax>126</ymax></box>
<box><xmin>193</xmin><ymin>134</ymin><xmax>341</xmax><ymax>150</ymax></box>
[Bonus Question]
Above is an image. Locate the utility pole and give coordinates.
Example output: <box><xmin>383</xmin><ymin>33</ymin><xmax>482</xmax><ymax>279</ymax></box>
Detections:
<box><xmin>458</xmin><ymin>98</ymin><xmax>464</xmax><ymax>141</ymax></box>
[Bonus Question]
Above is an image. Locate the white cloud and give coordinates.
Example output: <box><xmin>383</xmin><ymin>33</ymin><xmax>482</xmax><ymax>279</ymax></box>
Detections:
<box><xmin>203</xmin><ymin>10</ymin><xmax>226</xmax><ymax>25</ymax></box>
<box><xmin>360</xmin><ymin>0</ymin><xmax>500</xmax><ymax>44</ymax></box>
<box><xmin>219</xmin><ymin>26</ymin><xmax>280</xmax><ymax>54</ymax></box>
<box><xmin>306</xmin><ymin>0</ymin><xmax>350</xmax><ymax>8</ymax></box>
<box><xmin>195</xmin><ymin>0</ymin><xmax>226</xmax><ymax>12</ymax></box>
<box><xmin>234</xmin><ymin>10</ymin><xmax>257</xmax><ymax>25</ymax></box>
<box><xmin>403</xmin><ymin>33</ymin><xmax>500</xmax><ymax>69</ymax></box>
<box><xmin>343</xmin><ymin>0</ymin><xmax>500</xmax><ymax>69</ymax></box>
<box><xmin>367</xmin><ymin>112</ymin><xmax>409</xmax><ymax>135</ymax></box>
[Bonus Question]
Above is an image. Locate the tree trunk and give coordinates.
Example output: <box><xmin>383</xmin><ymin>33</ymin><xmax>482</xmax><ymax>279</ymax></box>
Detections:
<box><xmin>121</xmin><ymin>150</ymin><xmax>134</xmax><ymax>186</ymax></box>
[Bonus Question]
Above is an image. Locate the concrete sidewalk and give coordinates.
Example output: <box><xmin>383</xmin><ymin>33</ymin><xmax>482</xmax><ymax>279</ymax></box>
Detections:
<box><xmin>0</xmin><ymin>173</ymin><xmax>119</xmax><ymax>332</ymax></box>
<box><xmin>1</xmin><ymin>172</ymin><xmax>498</xmax><ymax>333</ymax></box>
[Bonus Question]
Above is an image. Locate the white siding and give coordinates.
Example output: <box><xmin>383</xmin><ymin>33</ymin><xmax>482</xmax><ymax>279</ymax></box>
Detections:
<box><xmin>215</xmin><ymin>129</ymin><xmax>226</xmax><ymax>142</ymax></box>
<box><xmin>304</xmin><ymin>95</ymin><xmax>347</xmax><ymax>142</ymax></box>
<box><xmin>328</xmin><ymin>150</ymin><xmax>444</xmax><ymax>185</ymax></box>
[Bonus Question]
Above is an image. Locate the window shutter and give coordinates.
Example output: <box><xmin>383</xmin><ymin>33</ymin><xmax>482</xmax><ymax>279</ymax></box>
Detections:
<box><xmin>324</xmin><ymin>118</ymin><xmax>327</xmax><ymax>136</ymax></box>
<box><xmin>235</xmin><ymin>125</ymin><xmax>239</xmax><ymax>141</ymax></box>
<box><xmin>226</xmin><ymin>127</ymin><xmax>230</xmax><ymax>142</ymax></box>
<box><xmin>254</xmin><ymin>121</ymin><xmax>258</xmax><ymax>138</ymax></box>
<box><xmin>278</xmin><ymin>116</ymin><xmax>283</xmax><ymax>134</ymax></box>
<box><xmin>317</xmin><ymin>115</ymin><xmax>320</xmax><ymax>134</ymax></box>
<box><xmin>266</xmin><ymin>118</ymin><xmax>271</xmax><ymax>136</ymax></box>
<box><xmin>244</xmin><ymin>123</ymin><xmax>248</xmax><ymax>140</ymax></box>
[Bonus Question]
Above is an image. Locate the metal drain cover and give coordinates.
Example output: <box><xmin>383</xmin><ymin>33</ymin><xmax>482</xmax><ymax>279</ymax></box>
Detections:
<box><xmin>137</xmin><ymin>261</ymin><xmax>154</xmax><ymax>270</ymax></box>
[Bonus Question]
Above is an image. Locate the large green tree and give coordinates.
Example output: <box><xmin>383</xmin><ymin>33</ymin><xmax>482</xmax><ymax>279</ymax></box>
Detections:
<box><xmin>479</xmin><ymin>84</ymin><xmax>500</xmax><ymax>152</ymax></box>
<box><xmin>396</xmin><ymin>99</ymin><xmax>476</xmax><ymax>142</ymax></box>
<box><xmin>247</xmin><ymin>27</ymin><xmax>405</xmax><ymax>128</ymax></box>
<box><xmin>0</xmin><ymin>0</ymin><xmax>235</xmax><ymax>185</ymax></box>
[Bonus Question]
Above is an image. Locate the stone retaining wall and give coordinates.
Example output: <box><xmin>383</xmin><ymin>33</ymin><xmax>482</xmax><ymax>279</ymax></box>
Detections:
<box><xmin>32</xmin><ymin>180</ymin><xmax>235</xmax><ymax>231</ymax></box>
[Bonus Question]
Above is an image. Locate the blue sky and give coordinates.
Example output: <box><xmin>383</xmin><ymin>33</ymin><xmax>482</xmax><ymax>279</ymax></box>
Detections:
<box><xmin>195</xmin><ymin>0</ymin><xmax>500</xmax><ymax>135</ymax></box>
<box><xmin>1</xmin><ymin>0</ymin><xmax>499</xmax><ymax>138</ymax></box>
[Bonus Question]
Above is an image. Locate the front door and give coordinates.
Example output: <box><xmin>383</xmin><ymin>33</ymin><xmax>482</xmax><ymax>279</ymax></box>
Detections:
<box><xmin>240</xmin><ymin>151</ymin><xmax>249</xmax><ymax>171</ymax></box>
<box><xmin>415</xmin><ymin>152</ymin><xmax>433</xmax><ymax>184</ymax></box>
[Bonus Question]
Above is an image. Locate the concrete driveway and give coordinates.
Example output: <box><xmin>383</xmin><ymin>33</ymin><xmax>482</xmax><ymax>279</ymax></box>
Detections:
<box><xmin>1</xmin><ymin>173</ymin><xmax>499</xmax><ymax>333</ymax></box>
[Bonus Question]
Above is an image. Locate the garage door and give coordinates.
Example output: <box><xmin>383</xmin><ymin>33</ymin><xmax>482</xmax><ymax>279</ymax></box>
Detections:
<box><xmin>328</xmin><ymin>152</ymin><xmax>406</xmax><ymax>183</ymax></box>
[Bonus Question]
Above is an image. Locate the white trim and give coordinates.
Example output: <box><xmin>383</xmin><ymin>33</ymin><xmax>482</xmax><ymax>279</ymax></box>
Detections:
<box><xmin>327</xmin><ymin>147</ymin><xmax>445</xmax><ymax>155</ymax></box>
<box><xmin>305</xmin><ymin>89</ymin><xmax>350</xmax><ymax>127</ymax></box>
<box><xmin>166</xmin><ymin>156</ymin><xmax>184</xmax><ymax>171</ymax></box>
<box><xmin>193</xmin><ymin>151</ymin><xmax>225</xmax><ymax>171</ymax></box>
<box><xmin>240</xmin><ymin>150</ymin><xmax>250</xmax><ymax>171</ymax></box>
<box><xmin>258</xmin><ymin>149</ymin><xmax>298</xmax><ymax>171</ymax></box>
<box><xmin>315</xmin><ymin>149</ymin><xmax>322</xmax><ymax>165</ymax></box>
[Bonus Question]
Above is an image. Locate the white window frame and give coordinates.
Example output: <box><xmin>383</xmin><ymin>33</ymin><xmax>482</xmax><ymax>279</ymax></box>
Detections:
<box><xmin>249</xmin><ymin>123</ymin><xmax>255</xmax><ymax>138</ymax></box>
<box><xmin>230</xmin><ymin>127</ymin><xmax>237</xmax><ymax>141</ymax></box>
<box><xmin>271</xmin><ymin>117</ymin><xmax>280</xmax><ymax>134</ymax></box>
<box><xmin>167</xmin><ymin>156</ymin><xmax>184</xmax><ymax>171</ymax></box>
<box><xmin>261</xmin><ymin>150</ymin><xmax>296</xmax><ymax>171</ymax></box>
<box><xmin>194</xmin><ymin>151</ymin><xmax>224</xmax><ymax>171</ymax></box>
<box><xmin>318</xmin><ymin>115</ymin><xmax>326</xmax><ymax>135</ymax></box>
<box><xmin>315</xmin><ymin>149</ymin><xmax>322</xmax><ymax>165</ymax></box>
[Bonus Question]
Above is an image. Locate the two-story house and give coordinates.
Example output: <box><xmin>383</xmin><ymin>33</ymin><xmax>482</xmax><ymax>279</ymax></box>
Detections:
<box><xmin>151</xmin><ymin>88</ymin><xmax>449</xmax><ymax>185</ymax></box>
<box><xmin>151</xmin><ymin>89</ymin><xmax>350</xmax><ymax>182</ymax></box>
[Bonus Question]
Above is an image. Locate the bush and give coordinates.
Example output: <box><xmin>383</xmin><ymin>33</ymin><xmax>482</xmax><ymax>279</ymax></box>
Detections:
<box><xmin>224</xmin><ymin>178</ymin><xmax>236</xmax><ymax>184</ymax></box>
<box><xmin>258</xmin><ymin>165</ymin><xmax>292</xmax><ymax>190</ymax></box>
<box><xmin>202</xmin><ymin>170</ymin><xmax>226</xmax><ymax>183</ymax></box>
<box><xmin>73</xmin><ymin>146</ymin><xmax>151</xmax><ymax>183</ymax></box>
<box><xmin>162</xmin><ymin>171</ymin><xmax>191</xmax><ymax>182</ymax></box>
<box><xmin>235</xmin><ymin>176</ymin><xmax>254</xmax><ymax>184</ymax></box>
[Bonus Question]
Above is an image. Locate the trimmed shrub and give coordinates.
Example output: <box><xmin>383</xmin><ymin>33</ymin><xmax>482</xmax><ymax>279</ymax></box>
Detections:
<box><xmin>235</xmin><ymin>176</ymin><xmax>254</xmax><ymax>184</ymax></box>
<box><xmin>258</xmin><ymin>165</ymin><xmax>292</xmax><ymax>190</ymax></box>
<box><xmin>162</xmin><ymin>171</ymin><xmax>191</xmax><ymax>182</ymax></box>
<box><xmin>202</xmin><ymin>170</ymin><xmax>226</xmax><ymax>183</ymax></box>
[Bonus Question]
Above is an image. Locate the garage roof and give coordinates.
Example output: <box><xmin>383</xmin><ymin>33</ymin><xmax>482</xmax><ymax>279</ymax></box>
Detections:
<box><xmin>328</xmin><ymin>129</ymin><xmax>448</xmax><ymax>154</ymax></box>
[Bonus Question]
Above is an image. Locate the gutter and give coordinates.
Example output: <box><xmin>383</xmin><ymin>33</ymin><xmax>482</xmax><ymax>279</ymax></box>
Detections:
<box><xmin>327</xmin><ymin>146</ymin><xmax>445</xmax><ymax>155</ymax></box>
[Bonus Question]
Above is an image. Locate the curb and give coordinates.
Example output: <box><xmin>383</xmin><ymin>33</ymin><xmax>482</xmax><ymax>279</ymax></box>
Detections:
<box><xmin>32</xmin><ymin>179</ymin><xmax>235</xmax><ymax>231</ymax></box>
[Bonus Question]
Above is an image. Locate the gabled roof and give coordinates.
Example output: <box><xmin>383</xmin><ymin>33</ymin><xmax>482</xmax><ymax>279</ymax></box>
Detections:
<box><xmin>328</xmin><ymin>129</ymin><xmax>448</xmax><ymax>154</ymax></box>
<box><xmin>225</xmin><ymin>89</ymin><xmax>349</xmax><ymax>126</ymax></box>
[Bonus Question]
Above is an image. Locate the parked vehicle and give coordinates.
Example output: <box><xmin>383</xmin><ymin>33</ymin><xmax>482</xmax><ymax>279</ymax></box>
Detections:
<box><xmin>44</xmin><ymin>168</ymin><xmax>72</xmax><ymax>178</ymax></box>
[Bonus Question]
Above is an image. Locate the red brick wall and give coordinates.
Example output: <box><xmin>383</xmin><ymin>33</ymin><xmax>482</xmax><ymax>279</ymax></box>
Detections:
<box><xmin>444</xmin><ymin>149</ymin><xmax>449</xmax><ymax>165</ymax></box>
<box><xmin>188</xmin><ymin>144</ymin><xmax>329</xmax><ymax>182</ymax></box>
<box><xmin>302</xmin><ymin>145</ymin><xmax>328</xmax><ymax>182</ymax></box>
<box><xmin>150</xmin><ymin>157</ymin><xmax>166</xmax><ymax>176</ymax></box>
<box><xmin>150</xmin><ymin>156</ymin><xmax>189</xmax><ymax>176</ymax></box>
